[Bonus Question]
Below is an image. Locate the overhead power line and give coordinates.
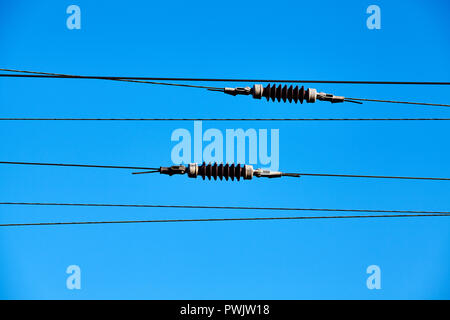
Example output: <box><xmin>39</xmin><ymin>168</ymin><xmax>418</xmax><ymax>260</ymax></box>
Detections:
<box><xmin>0</xmin><ymin>202</ymin><xmax>449</xmax><ymax>227</ymax></box>
<box><xmin>2</xmin><ymin>202</ymin><xmax>449</xmax><ymax>214</ymax></box>
<box><xmin>1</xmin><ymin>161</ymin><xmax>450</xmax><ymax>181</ymax></box>
<box><xmin>1</xmin><ymin>118</ymin><xmax>450</xmax><ymax>121</ymax></box>
<box><xmin>1</xmin><ymin>68</ymin><xmax>449</xmax><ymax>85</ymax></box>
<box><xmin>1</xmin><ymin>68</ymin><xmax>449</xmax><ymax>107</ymax></box>
<box><xmin>2</xmin><ymin>213</ymin><xmax>450</xmax><ymax>227</ymax></box>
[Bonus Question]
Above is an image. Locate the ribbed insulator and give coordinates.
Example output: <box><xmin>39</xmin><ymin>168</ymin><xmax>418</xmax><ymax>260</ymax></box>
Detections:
<box><xmin>198</xmin><ymin>162</ymin><xmax>246</xmax><ymax>181</ymax></box>
<box><xmin>262</xmin><ymin>84</ymin><xmax>311</xmax><ymax>104</ymax></box>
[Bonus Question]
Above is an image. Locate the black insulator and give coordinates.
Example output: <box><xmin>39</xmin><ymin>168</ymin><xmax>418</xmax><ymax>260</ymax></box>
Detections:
<box><xmin>262</xmin><ymin>84</ymin><xmax>307</xmax><ymax>104</ymax></box>
<box><xmin>198</xmin><ymin>162</ymin><xmax>246</xmax><ymax>181</ymax></box>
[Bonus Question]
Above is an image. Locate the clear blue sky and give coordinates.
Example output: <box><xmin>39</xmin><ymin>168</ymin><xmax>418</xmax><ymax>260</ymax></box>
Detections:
<box><xmin>0</xmin><ymin>0</ymin><xmax>449</xmax><ymax>299</ymax></box>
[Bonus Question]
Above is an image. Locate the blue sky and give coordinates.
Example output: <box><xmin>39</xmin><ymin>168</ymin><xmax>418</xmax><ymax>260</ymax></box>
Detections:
<box><xmin>0</xmin><ymin>0</ymin><xmax>449</xmax><ymax>299</ymax></box>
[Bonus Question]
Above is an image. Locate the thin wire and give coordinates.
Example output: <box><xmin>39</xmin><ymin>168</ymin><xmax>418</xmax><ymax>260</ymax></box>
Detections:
<box><xmin>1</xmin><ymin>118</ymin><xmax>450</xmax><ymax>121</ymax></box>
<box><xmin>0</xmin><ymin>68</ymin><xmax>222</xmax><ymax>90</ymax></box>
<box><xmin>0</xmin><ymin>161</ymin><xmax>158</xmax><ymax>171</ymax></box>
<box><xmin>1</xmin><ymin>68</ymin><xmax>449</xmax><ymax>85</ymax></box>
<box><xmin>1</xmin><ymin>201</ymin><xmax>449</xmax><ymax>214</ymax></box>
<box><xmin>1</xmin><ymin>161</ymin><xmax>449</xmax><ymax>181</ymax></box>
<box><xmin>346</xmin><ymin>97</ymin><xmax>450</xmax><ymax>108</ymax></box>
<box><xmin>283</xmin><ymin>172</ymin><xmax>450</xmax><ymax>181</ymax></box>
<box><xmin>1</xmin><ymin>214</ymin><xmax>450</xmax><ymax>227</ymax></box>
<box><xmin>132</xmin><ymin>170</ymin><xmax>160</xmax><ymax>175</ymax></box>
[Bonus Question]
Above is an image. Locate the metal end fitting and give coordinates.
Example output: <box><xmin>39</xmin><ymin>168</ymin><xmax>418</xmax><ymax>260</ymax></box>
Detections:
<box><xmin>223</xmin><ymin>87</ymin><xmax>252</xmax><ymax>96</ymax></box>
<box><xmin>316</xmin><ymin>92</ymin><xmax>345</xmax><ymax>103</ymax></box>
<box><xmin>252</xmin><ymin>84</ymin><xmax>264</xmax><ymax>99</ymax></box>
<box><xmin>187</xmin><ymin>163</ymin><xmax>198</xmax><ymax>178</ymax></box>
<box><xmin>253</xmin><ymin>168</ymin><xmax>283</xmax><ymax>178</ymax></box>
<box><xmin>159</xmin><ymin>165</ymin><xmax>187</xmax><ymax>176</ymax></box>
